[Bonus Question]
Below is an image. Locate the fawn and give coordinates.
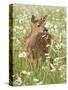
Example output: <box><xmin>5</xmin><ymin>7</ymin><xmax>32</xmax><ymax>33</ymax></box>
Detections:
<box><xmin>24</xmin><ymin>15</ymin><xmax>51</xmax><ymax>65</ymax></box>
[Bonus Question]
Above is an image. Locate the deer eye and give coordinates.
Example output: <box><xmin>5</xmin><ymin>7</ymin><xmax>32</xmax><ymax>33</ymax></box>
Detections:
<box><xmin>38</xmin><ymin>24</ymin><xmax>40</xmax><ymax>27</ymax></box>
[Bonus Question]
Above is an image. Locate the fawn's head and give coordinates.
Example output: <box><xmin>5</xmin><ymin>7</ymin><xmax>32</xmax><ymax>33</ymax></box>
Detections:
<box><xmin>38</xmin><ymin>16</ymin><xmax>47</xmax><ymax>27</ymax></box>
<box><xmin>31</xmin><ymin>15</ymin><xmax>47</xmax><ymax>32</ymax></box>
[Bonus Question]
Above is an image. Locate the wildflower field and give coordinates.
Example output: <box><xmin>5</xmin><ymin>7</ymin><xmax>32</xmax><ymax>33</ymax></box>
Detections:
<box><xmin>9</xmin><ymin>4</ymin><xmax>66</xmax><ymax>86</ymax></box>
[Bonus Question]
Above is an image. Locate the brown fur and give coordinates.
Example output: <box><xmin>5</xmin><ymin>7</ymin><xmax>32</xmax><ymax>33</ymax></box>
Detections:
<box><xmin>24</xmin><ymin>15</ymin><xmax>51</xmax><ymax>63</ymax></box>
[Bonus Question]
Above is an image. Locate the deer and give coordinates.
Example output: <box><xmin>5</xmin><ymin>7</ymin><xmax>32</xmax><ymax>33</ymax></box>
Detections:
<box><xmin>24</xmin><ymin>15</ymin><xmax>52</xmax><ymax>68</ymax></box>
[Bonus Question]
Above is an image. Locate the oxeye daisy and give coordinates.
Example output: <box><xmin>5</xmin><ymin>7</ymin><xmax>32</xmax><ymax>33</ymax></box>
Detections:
<box><xmin>18</xmin><ymin>51</ymin><xmax>27</xmax><ymax>58</ymax></box>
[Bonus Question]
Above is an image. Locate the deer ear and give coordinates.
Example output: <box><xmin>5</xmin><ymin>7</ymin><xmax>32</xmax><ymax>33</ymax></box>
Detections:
<box><xmin>31</xmin><ymin>15</ymin><xmax>35</xmax><ymax>22</ymax></box>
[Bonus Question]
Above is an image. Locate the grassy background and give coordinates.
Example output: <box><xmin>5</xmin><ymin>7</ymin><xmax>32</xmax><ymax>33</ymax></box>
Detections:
<box><xmin>9</xmin><ymin>4</ymin><xmax>66</xmax><ymax>86</ymax></box>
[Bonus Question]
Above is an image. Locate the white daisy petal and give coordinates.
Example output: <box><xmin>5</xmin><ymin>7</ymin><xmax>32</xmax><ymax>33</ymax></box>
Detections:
<box><xmin>15</xmin><ymin>77</ymin><xmax>22</xmax><ymax>86</ymax></box>
<box><xmin>44</xmin><ymin>53</ymin><xmax>49</xmax><ymax>56</ymax></box>
<box><xmin>50</xmin><ymin>68</ymin><xmax>56</xmax><ymax>72</ymax></box>
<box><xmin>46</xmin><ymin>57</ymin><xmax>51</xmax><ymax>59</ymax></box>
<box><xmin>46</xmin><ymin>44</ymin><xmax>51</xmax><ymax>47</ymax></box>
<box><xmin>50</xmin><ymin>63</ymin><xmax>55</xmax><ymax>69</ymax></box>
<box><xmin>26</xmin><ymin>72</ymin><xmax>32</xmax><ymax>76</ymax></box>
<box><xmin>21</xmin><ymin>70</ymin><xmax>27</xmax><ymax>74</ymax></box>
<box><xmin>18</xmin><ymin>51</ymin><xmax>27</xmax><ymax>58</ymax></box>
<box><xmin>33</xmin><ymin>78</ymin><xmax>39</xmax><ymax>82</ymax></box>
<box><xmin>20</xmin><ymin>70</ymin><xmax>32</xmax><ymax>76</ymax></box>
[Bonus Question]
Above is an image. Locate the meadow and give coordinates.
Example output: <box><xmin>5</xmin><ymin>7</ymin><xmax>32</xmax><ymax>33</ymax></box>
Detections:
<box><xmin>9</xmin><ymin>4</ymin><xmax>66</xmax><ymax>86</ymax></box>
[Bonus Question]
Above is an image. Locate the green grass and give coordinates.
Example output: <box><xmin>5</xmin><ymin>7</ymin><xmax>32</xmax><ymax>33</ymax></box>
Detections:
<box><xmin>9</xmin><ymin>4</ymin><xmax>66</xmax><ymax>86</ymax></box>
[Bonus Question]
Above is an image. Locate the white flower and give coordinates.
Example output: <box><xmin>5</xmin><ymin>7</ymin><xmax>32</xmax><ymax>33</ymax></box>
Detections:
<box><xmin>15</xmin><ymin>77</ymin><xmax>22</xmax><ymax>86</ymax></box>
<box><xmin>60</xmin><ymin>72</ymin><xmax>66</xmax><ymax>80</ymax></box>
<box><xmin>13</xmin><ymin>28</ymin><xmax>16</xmax><ymax>32</ymax></box>
<box><xmin>16</xmin><ymin>39</ymin><xmax>20</xmax><ymax>44</ymax></box>
<box><xmin>46</xmin><ymin>59</ymin><xmax>49</xmax><ymax>63</ymax></box>
<box><xmin>12</xmin><ymin>74</ymin><xmax>15</xmax><ymax>78</ymax></box>
<box><xmin>60</xmin><ymin>56</ymin><xmax>66</xmax><ymax>60</ymax></box>
<box><xmin>54</xmin><ymin>57</ymin><xmax>65</xmax><ymax>65</ymax></box>
<box><xmin>54</xmin><ymin>57</ymin><xmax>64</xmax><ymax>61</ymax></box>
<box><xmin>19</xmin><ymin>27</ymin><xmax>24</xmax><ymax>30</ymax></box>
<box><xmin>50</xmin><ymin>68</ymin><xmax>56</xmax><ymax>72</ymax></box>
<box><xmin>19</xmin><ymin>19</ymin><xmax>23</xmax><ymax>24</ymax></box>
<box><xmin>54</xmin><ymin>58</ymin><xmax>60</xmax><ymax>66</ymax></box>
<box><xmin>36</xmin><ymin>81</ymin><xmax>43</xmax><ymax>85</ymax></box>
<box><xmin>18</xmin><ymin>51</ymin><xmax>27</xmax><ymax>58</ymax></box>
<box><xmin>54</xmin><ymin>25</ymin><xmax>57</xmax><ymax>28</ymax></box>
<box><xmin>42</xmin><ymin>66</ymin><xmax>45</xmax><ymax>70</ymax></box>
<box><xmin>45</xmin><ymin>22</ymin><xmax>50</xmax><ymax>28</ymax></box>
<box><xmin>33</xmin><ymin>78</ymin><xmax>39</xmax><ymax>82</ymax></box>
<box><xmin>26</xmin><ymin>72</ymin><xmax>32</xmax><ymax>76</ymax></box>
<box><xmin>56</xmin><ymin>9</ymin><xmax>60</xmax><ymax>12</ymax></box>
<box><xmin>58</xmin><ymin>68</ymin><xmax>62</xmax><ymax>71</ymax></box>
<box><xmin>54</xmin><ymin>57</ymin><xmax>59</xmax><ymax>61</ymax></box>
<box><xmin>46</xmin><ymin>57</ymin><xmax>51</xmax><ymax>59</ymax></box>
<box><xmin>51</xmin><ymin>28</ymin><xmax>54</xmax><ymax>32</ymax></box>
<box><xmin>15</xmin><ymin>26</ymin><xmax>20</xmax><ymax>29</ymax></box>
<box><xmin>16</xmin><ymin>77</ymin><xmax>22</xmax><ymax>82</ymax></box>
<box><xmin>52</xmin><ymin>17</ymin><xmax>55</xmax><ymax>20</ymax></box>
<box><xmin>61</xmin><ymin>43</ymin><xmax>65</xmax><ymax>48</ymax></box>
<box><xmin>58</xmin><ymin>65</ymin><xmax>66</xmax><ymax>71</ymax></box>
<box><xmin>21</xmin><ymin>70</ymin><xmax>27</xmax><ymax>74</ymax></box>
<box><xmin>50</xmin><ymin>24</ymin><xmax>53</xmax><ymax>28</ymax></box>
<box><xmin>56</xmin><ymin>18</ymin><xmax>59</xmax><ymax>21</ymax></box>
<box><xmin>46</xmin><ymin>44</ymin><xmax>51</xmax><ymax>47</ymax></box>
<box><xmin>13</xmin><ymin>36</ymin><xmax>16</xmax><ymax>40</ymax></box>
<box><xmin>17</xmin><ymin>14</ymin><xmax>23</xmax><ymax>18</ymax></box>
<box><xmin>23</xmin><ymin>29</ymin><xmax>26</xmax><ymax>34</ymax></box>
<box><xmin>55</xmin><ymin>43</ymin><xmax>61</xmax><ymax>49</ymax></box>
<box><xmin>15</xmin><ymin>26</ymin><xmax>23</xmax><ymax>30</ymax></box>
<box><xmin>15</xmin><ymin>18</ymin><xmax>18</xmax><ymax>23</ymax></box>
<box><xmin>60</xmin><ymin>73</ymin><xmax>65</xmax><ymax>78</ymax></box>
<box><xmin>50</xmin><ymin>63</ymin><xmax>55</xmax><ymax>69</ymax></box>
<box><xmin>20</xmin><ymin>70</ymin><xmax>32</xmax><ymax>76</ymax></box>
<box><xmin>59</xmin><ymin>33</ymin><xmax>62</xmax><ymax>42</ymax></box>
<box><xmin>44</xmin><ymin>53</ymin><xmax>49</xmax><ymax>56</ymax></box>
